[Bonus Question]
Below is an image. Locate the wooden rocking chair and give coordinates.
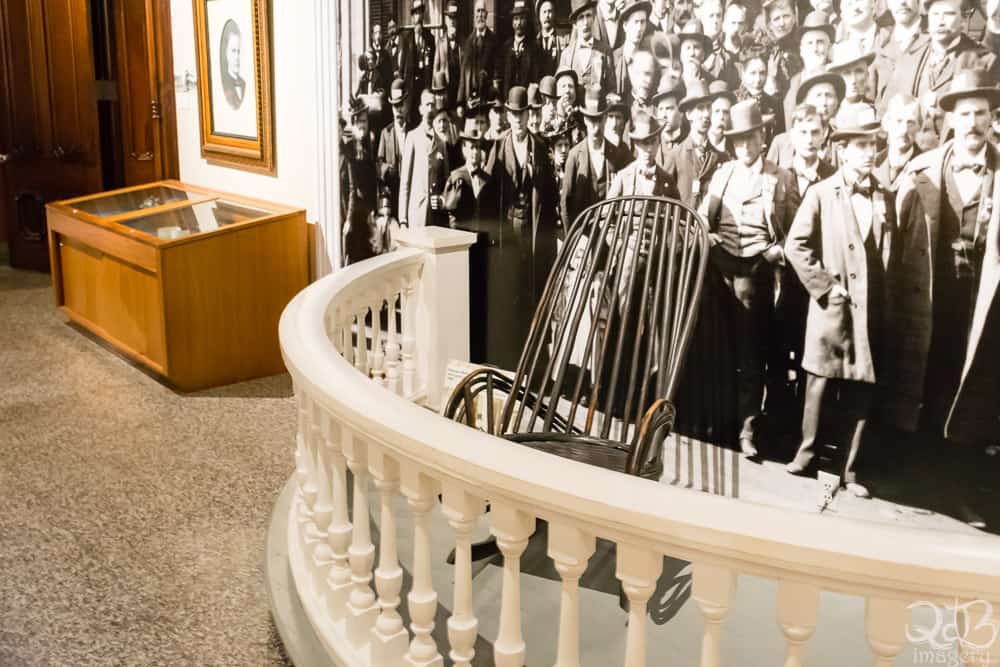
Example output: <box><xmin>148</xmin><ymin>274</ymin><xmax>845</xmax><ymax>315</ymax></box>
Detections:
<box><xmin>443</xmin><ymin>195</ymin><xmax>710</xmax><ymax>481</ymax></box>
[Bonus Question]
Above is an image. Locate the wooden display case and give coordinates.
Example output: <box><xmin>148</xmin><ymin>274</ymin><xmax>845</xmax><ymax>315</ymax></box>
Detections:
<box><xmin>46</xmin><ymin>180</ymin><xmax>309</xmax><ymax>391</ymax></box>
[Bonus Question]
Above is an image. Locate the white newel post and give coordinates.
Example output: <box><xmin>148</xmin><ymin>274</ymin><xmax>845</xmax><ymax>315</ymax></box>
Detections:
<box><xmin>394</xmin><ymin>227</ymin><xmax>477</xmax><ymax>411</ymax></box>
<box><xmin>777</xmin><ymin>581</ymin><xmax>820</xmax><ymax>667</ymax></box>
<box><xmin>490</xmin><ymin>503</ymin><xmax>536</xmax><ymax>667</ymax></box>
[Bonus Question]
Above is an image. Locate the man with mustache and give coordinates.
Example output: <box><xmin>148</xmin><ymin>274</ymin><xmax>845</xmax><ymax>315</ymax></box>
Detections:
<box><xmin>885</xmin><ymin>70</ymin><xmax>1000</xmax><ymax>524</ymax></box>
<box><xmin>498</xmin><ymin>0</ymin><xmax>541</xmax><ymax>99</ymax></box>
<box><xmin>888</xmin><ymin>0</ymin><xmax>998</xmax><ymax>108</ymax></box>
<box><xmin>457</xmin><ymin>0</ymin><xmax>497</xmax><ymax>110</ymax></box>
<box><xmin>872</xmin><ymin>0</ymin><xmax>928</xmax><ymax>106</ymax></box>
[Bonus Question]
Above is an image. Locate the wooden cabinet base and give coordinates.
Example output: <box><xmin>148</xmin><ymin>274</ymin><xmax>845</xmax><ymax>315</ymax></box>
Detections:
<box><xmin>47</xmin><ymin>181</ymin><xmax>309</xmax><ymax>392</ymax></box>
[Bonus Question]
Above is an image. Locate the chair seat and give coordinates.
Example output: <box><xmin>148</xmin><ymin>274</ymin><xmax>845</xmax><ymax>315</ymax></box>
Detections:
<box><xmin>504</xmin><ymin>432</ymin><xmax>664</xmax><ymax>481</ymax></box>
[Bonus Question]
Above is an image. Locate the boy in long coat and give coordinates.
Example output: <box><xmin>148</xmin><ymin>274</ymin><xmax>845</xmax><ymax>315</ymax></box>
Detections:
<box><xmin>784</xmin><ymin>105</ymin><xmax>896</xmax><ymax>499</ymax></box>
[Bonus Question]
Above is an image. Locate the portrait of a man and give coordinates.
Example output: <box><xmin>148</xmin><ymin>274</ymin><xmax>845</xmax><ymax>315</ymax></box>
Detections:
<box><xmin>219</xmin><ymin>19</ymin><xmax>245</xmax><ymax>110</ymax></box>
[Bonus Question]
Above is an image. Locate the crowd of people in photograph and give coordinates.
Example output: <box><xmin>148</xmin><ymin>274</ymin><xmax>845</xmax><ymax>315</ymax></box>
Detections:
<box><xmin>339</xmin><ymin>0</ymin><xmax>1000</xmax><ymax>515</ymax></box>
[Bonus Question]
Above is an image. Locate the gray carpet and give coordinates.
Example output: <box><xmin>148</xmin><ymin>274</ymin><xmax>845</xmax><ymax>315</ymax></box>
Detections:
<box><xmin>0</xmin><ymin>266</ymin><xmax>295</xmax><ymax>666</ymax></box>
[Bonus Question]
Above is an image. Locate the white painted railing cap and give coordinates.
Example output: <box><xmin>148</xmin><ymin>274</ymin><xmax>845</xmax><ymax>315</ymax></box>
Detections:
<box><xmin>396</xmin><ymin>226</ymin><xmax>477</xmax><ymax>253</ymax></box>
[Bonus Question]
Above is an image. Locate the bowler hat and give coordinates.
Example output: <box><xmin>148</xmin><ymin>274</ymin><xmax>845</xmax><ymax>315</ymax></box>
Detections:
<box><xmin>578</xmin><ymin>87</ymin><xmax>608</xmax><ymax>117</ymax></box>
<box><xmin>539</xmin><ymin>75</ymin><xmax>558</xmax><ymax>99</ymax></box>
<box><xmin>679</xmin><ymin>80</ymin><xmax>714</xmax><ymax>111</ymax></box>
<box><xmin>677</xmin><ymin>20</ymin><xmax>714</xmax><ymax>53</ymax></box>
<box><xmin>652</xmin><ymin>79</ymin><xmax>685</xmax><ymax>105</ymax></box>
<box><xmin>830</xmin><ymin>103</ymin><xmax>882</xmax><ymax>142</ymax></box>
<box><xmin>387</xmin><ymin>78</ymin><xmax>408</xmax><ymax>105</ymax></box>
<box><xmin>505</xmin><ymin>86</ymin><xmax>530</xmax><ymax>112</ymax></box>
<box><xmin>708</xmin><ymin>79</ymin><xmax>737</xmax><ymax>105</ymax></box>
<box><xmin>527</xmin><ymin>82</ymin><xmax>544</xmax><ymax>109</ymax></box>
<box><xmin>570</xmin><ymin>0</ymin><xmax>597</xmax><ymax>20</ymax></box>
<box><xmin>724</xmin><ymin>100</ymin><xmax>769</xmax><ymax>137</ymax></box>
<box><xmin>796</xmin><ymin>71</ymin><xmax>846</xmax><ymax>104</ymax></box>
<box><xmin>797</xmin><ymin>11</ymin><xmax>835</xmax><ymax>43</ymax></box>
<box><xmin>938</xmin><ymin>67</ymin><xmax>1000</xmax><ymax>112</ymax></box>
<box><xmin>431</xmin><ymin>71</ymin><xmax>448</xmax><ymax>94</ymax></box>
<box><xmin>618</xmin><ymin>0</ymin><xmax>652</xmax><ymax>25</ymax></box>
<box><xmin>443</xmin><ymin>0</ymin><xmax>460</xmax><ymax>16</ymax></box>
<box><xmin>411</xmin><ymin>0</ymin><xmax>425</xmax><ymax>14</ymax></box>
<box><xmin>826</xmin><ymin>48</ymin><xmax>876</xmax><ymax>74</ymax></box>
<box><xmin>607</xmin><ymin>93</ymin><xmax>627</xmax><ymax>114</ymax></box>
<box><xmin>347</xmin><ymin>96</ymin><xmax>369</xmax><ymax>117</ymax></box>
<box><xmin>511</xmin><ymin>0</ymin><xmax>531</xmax><ymax>16</ymax></box>
<box><xmin>629</xmin><ymin>110</ymin><xmax>662</xmax><ymax>142</ymax></box>
<box><xmin>554</xmin><ymin>67</ymin><xmax>579</xmax><ymax>90</ymax></box>
<box><xmin>459</xmin><ymin>118</ymin><xmax>490</xmax><ymax>145</ymax></box>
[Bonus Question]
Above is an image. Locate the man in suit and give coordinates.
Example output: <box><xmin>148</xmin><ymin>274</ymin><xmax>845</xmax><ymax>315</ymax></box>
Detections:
<box><xmin>652</xmin><ymin>80</ymin><xmax>688</xmax><ymax>167</ymax></box>
<box><xmin>399</xmin><ymin>0</ymin><xmax>436</xmax><ymax>126</ymax></box>
<box><xmin>613</xmin><ymin>0</ymin><xmax>652</xmax><ymax>109</ymax></box>
<box><xmin>385</xmin><ymin>20</ymin><xmax>402</xmax><ymax>81</ymax></box>
<box><xmin>609</xmin><ymin>111</ymin><xmax>681</xmax><ymax>196</ymax></box>
<box><xmin>887</xmin><ymin>0</ymin><xmax>998</xmax><ymax>107</ymax></box>
<box><xmin>663</xmin><ymin>80</ymin><xmax>728</xmax><ymax>208</ymax></box>
<box><xmin>372</xmin><ymin>24</ymin><xmax>394</xmax><ymax>92</ymax></box>
<box><xmin>783</xmin><ymin>11</ymin><xmax>834</xmax><ymax>128</ymax></box>
<box><xmin>707</xmin><ymin>80</ymin><xmax>736</xmax><ymax>157</ymax></box>
<box><xmin>342</xmin><ymin>97</ymin><xmax>380</xmax><ymax>265</ymax></box>
<box><xmin>445</xmin><ymin>119</ymin><xmax>499</xmax><ymax>227</ymax></box>
<box><xmin>594</xmin><ymin>0</ymin><xmax>626</xmax><ymax>51</ymax></box>
<box><xmin>536</xmin><ymin>0</ymin><xmax>565</xmax><ymax>78</ymax></box>
<box><xmin>399</xmin><ymin>89</ymin><xmax>445</xmax><ymax>228</ymax></box>
<box><xmin>836</xmin><ymin>0</ymin><xmax>891</xmax><ymax>57</ymax></box>
<box><xmin>886</xmin><ymin>70</ymin><xmax>1000</xmax><ymax>442</ymax></box>
<box><xmin>377</xmin><ymin>79</ymin><xmax>410</xmax><ymax>214</ymax></box>
<box><xmin>561</xmin><ymin>88</ymin><xmax>631</xmax><ymax>230</ymax></box>
<box><xmin>886</xmin><ymin>70</ymin><xmax>1000</xmax><ymax>524</ymax></box>
<box><xmin>785</xmin><ymin>104</ymin><xmax>896</xmax><ymax>499</ymax></box>
<box><xmin>560</xmin><ymin>0</ymin><xmax>618</xmax><ymax>96</ymax></box>
<box><xmin>873</xmin><ymin>93</ymin><xmax>922</xmax><ymax>191</ymax></box>
<box><xmin>873</xmin><ymin>0</ymin><xmax>928</xmax><ymax>107</ymax></box>
<box><xmin>434</xmin><ymin>0</ymin><xmax>463</xmax><ymax>110</ymax></box>
<box><xmin>677</xmin><ymin>20</ymin><xmax>715</xmax><ymax>88</ymax></box>
<box><xmin>498</xmin><ymin>0</ymin><xmax>540</xmax><ymax>99</ymax></box>
<box><xmin>768</xmin><ymin>72</ymin><xmax>844</xmax><ymax>169</ymax></box>
<box><xmin>827</xmin><ymin>50</ymin><xmax>877</xmax><ymax>121</ymax></box>
<box><xmin>490</xmin><ymin>86</ymin><xmax>560</xmax><ymax>354</ymax></box>
<box><xmin>457</xmin><ymin>0</ymin><xmax>497</xmax><ymax>110</ymax></box>
<box><xmin>699</xmin><ymin>100</ymin><xmax>800</xmax><ymax>457</ymax></box>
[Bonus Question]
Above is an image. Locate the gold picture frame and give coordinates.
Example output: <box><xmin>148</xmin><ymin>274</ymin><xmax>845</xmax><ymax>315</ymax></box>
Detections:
<box><xmin>192</xmin><ymin>0</ymin><xmax>274</xmax><ymax>173</ymax></box>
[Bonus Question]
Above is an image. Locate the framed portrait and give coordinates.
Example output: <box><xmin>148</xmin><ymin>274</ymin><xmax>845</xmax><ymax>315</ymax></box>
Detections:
<box><xmin>192</xmin><ymin>0</ymin><xmax>275</xmax><ymax>173</ymax></box>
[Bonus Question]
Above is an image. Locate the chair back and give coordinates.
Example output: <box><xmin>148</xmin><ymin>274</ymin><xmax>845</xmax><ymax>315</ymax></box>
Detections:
<box><xmin>498</xmin><ymin>195</ymin><xmax>710</xmax><ymax>473</ymax></box>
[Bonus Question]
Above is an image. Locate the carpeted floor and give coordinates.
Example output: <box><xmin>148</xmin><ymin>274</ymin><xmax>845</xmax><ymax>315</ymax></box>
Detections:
<box><xmin>0</xmin><ymin>266</ymin><xmax>295</xmax><ymax>666</ymax></box>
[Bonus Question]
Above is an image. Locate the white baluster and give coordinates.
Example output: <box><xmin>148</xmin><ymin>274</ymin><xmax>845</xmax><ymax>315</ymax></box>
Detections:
<box><xmin>401</xmin><ymin>276</ymin><xmax>418</xmax><ymax>398</ymax></box>
<box><xmin>442</xmin><ymin>484</ymin><xmax>486</xmax><ymax>667</ymax></box>
<box><xmin>294</xmin><ymin>389</ymin><xmax>310</xmax><ymax>496</ymax></box>
<box><xmin>371</xmin><ymin>299</ymin><xmax>386</xmax><ymax>387</ymax></box>
<box><xmin>325</xmin><ymin>418</ymin><xmax>353</xmax><ymax>620</ymax></box>
<box><xmin>357</xmin><ymin>306</ymin><xmax>370</xmax><ymax>376</ymax></box>
<box><xmin>865</xmin><ymin>597</ymin><xmax>908</xmax><ymax>667</ymax></box>
<box><xmin>385</xmin><ymin>292</ymin><xmax>402</xmax><ymax>395</ymax></box>
<box><xmin>958</xmin><ymin>599</ymin><xmax>1000</xmax><ymax>667</ymax></box>
<box><xmin>401</xmin><ymin>465</ymin><xmax>443</xmax><ymax>667</ymax></box>
<box><xmin>307</xmin><ymin>403</ymin><xmax>336</xmax><ymax>594</ymax></box>
<box><xmin>490</xmin><ymin>503</ymin><xmax>536</xmax><ymax>667</ymax></box>
<box><xmin>777</xmin><ymin>581</ymin><xmax>820</xmax><ymax>667</ymax></box>
<box><xmin>548</xmin><ymin>523</ymin><xmax>596</xmax><ymax>667</ymax></box>
<box><xmin>369</xmin><ymin>445</ymin><xmax>409</xmax><ymax>664</ymax></box>
<box><xmin>343</xmin><ymin>430</ymin><xmax>378</xmax><ymax>648</ymax></box>
<box><xmin>692</xmin><ymin>562</ymin><xmax>736</xmax><ymax>667</ymax></box>
<box><xmin>616</xmin><ymin>544</ymin><xmax>663</xmax><ymax>667</ymax></box>
<box><xmin>342</xmin><ymin>310</ymin><xmax>356</xmax><ymax>368</ymax></box>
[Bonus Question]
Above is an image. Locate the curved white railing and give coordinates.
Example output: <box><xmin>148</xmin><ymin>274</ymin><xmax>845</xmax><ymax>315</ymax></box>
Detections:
<box><xmin>279</xmin><ymin>227</ymin><xmax>1000</xmax><ymax>667</ymax></box>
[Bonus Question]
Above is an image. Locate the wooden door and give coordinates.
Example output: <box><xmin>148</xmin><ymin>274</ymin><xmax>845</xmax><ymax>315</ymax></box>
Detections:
<box><xmin>0</xmin><ymin>0</ymin><xmax>103</xmax><ymax>271</ymax></box>
<box><xmin>113</xmin><ymin>0</ymin><xmax>178</xmax><ymax>186</ymax></box>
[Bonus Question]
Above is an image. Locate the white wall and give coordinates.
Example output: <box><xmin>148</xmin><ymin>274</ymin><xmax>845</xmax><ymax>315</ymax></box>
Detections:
<box><xmin>170</xmin><ymin>0</ymin><xmax>318</xmax><ymax>222</ymax></box>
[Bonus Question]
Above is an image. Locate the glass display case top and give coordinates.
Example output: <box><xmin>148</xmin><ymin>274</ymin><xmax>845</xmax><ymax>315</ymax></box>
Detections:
<box><xmin>117</xmin><ymin>199</ymin><xmax>272</xmax><ymax>240</ymax></box>
<box><xmin>70</xmin><ymin>185</ymin><xmax>194</xmax><ymax>217</ymax></box>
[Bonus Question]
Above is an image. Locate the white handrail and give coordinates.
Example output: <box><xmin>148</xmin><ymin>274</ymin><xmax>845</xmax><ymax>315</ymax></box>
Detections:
<box><xmin>280</xmin><ymin>248</ymin><xmax>1000</xmax><ymax>605</ymax></box>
